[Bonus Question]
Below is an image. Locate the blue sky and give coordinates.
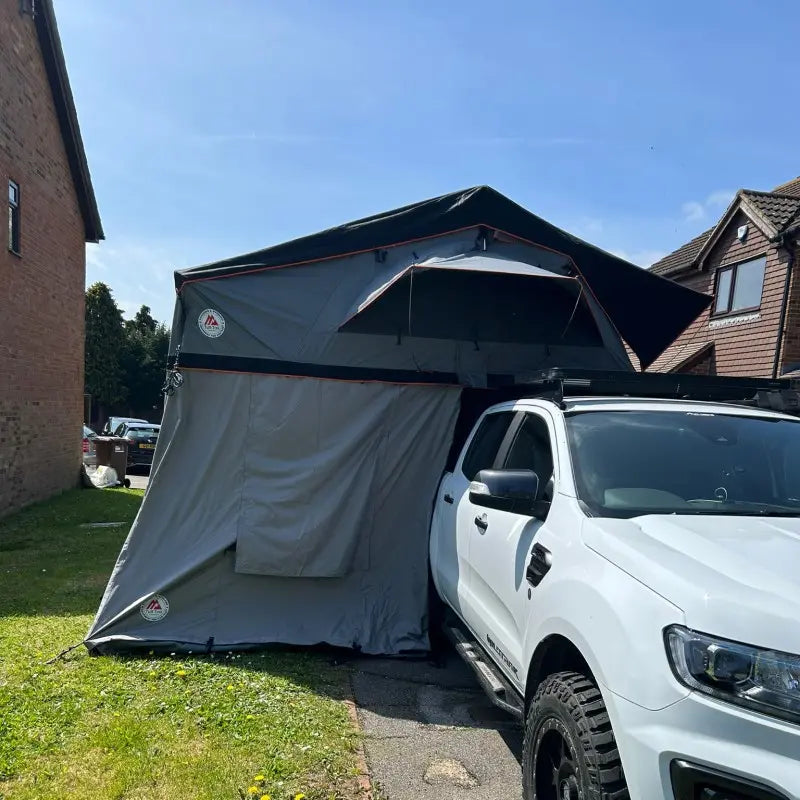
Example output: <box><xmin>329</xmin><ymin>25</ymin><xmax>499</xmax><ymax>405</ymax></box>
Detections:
<box><xmin>56</xmin><ymin>0</ymin><xmax>800</xmax><ymax>324</ymax></box>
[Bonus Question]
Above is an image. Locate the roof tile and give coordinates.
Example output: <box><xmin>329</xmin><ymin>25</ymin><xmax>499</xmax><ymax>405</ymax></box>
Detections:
<box><xmin>649</xmin><ymin>229</ymin><xmax>713</xmax><ymax>276</ymax></box>
<box><xmin>771</xmin><ymin>176</ymin><xmax>800</xmax><ymax>198</ymax></box>
<box><xmin>646</xmin><ymin>340</ymin><xmax>713</xmax><ymax>373</ymax></box>
<box><xmin>650</xmin><ymin>176</ymin><xmax>800</xmax><ymax>279</ymax></box>
<box><xmin>741</xmin><ymin>190</ymin><xmax>800</xmax><ymax>232</ymax></box>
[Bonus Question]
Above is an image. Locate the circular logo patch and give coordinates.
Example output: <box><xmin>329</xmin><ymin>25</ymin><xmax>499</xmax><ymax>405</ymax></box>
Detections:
<box><xmin>140</xmin><ymin>593</ymin><xmax>170</xmax><ymax>622</ymax></box>
<box><xmin>198</xmin><ymin>308</ymin><xmax>225</xmax><ymax>338</ymax></box>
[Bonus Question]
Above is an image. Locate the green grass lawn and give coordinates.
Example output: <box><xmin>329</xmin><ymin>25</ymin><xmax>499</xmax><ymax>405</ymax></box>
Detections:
<box><xmin>0</xmin><ymin>489</ymin><xmax>361</xmax><ymax>800</ymax></box>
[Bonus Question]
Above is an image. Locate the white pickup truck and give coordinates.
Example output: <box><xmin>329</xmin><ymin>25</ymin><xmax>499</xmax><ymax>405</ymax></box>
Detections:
<box><xmin>429</xmin><ymin>371</ymin><xmax>800</xmax><ymax>800</ymax></box>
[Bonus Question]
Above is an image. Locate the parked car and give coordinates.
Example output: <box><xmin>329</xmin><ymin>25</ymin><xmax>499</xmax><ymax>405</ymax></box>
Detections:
<box><xmin>82</xmin><ymin>424</ymin><xmax>97</xmax><ymax>466</ymax></box>
<box><xmin>115</xmin><ymin>422</ymin><xmax>161</xmax><ymax>468</ymax></box>
<box><xmin>430</xmin><ymin>369</ymin><xmax>800</xmax><ymax>800</ymax></box>
<box><xmin>102</xmin><ymin>416</ymin><xmax>147</xmax><ymax>435</ymax></box>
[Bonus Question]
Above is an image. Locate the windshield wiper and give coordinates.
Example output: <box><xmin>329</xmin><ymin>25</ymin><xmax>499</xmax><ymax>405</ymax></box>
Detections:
<box><xmin>662</xmin><ymin>503</ymin><xmax>800</xmax><ymax>517</ymax></box>
<box><xmin>713</xmin><ymin>503</ymin><xmax>800</xmax><ymax>517</ymax></box>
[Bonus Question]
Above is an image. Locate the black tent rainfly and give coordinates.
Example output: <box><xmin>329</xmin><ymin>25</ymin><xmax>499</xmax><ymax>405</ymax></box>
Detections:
<box><xmin>86</xmin><ymin>186</ymin><xmax>711</xmax><ymax>655</ymax></box>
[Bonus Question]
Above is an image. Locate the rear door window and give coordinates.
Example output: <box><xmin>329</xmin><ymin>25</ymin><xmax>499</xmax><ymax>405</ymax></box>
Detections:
<box><xmin>127</xmin><ymin>427</ymin><xmax>160</xmax><ymax>438</ymax></box>
<box><xmin>502</xmin><ymin>412</ymin><xmax>555</xmax><ymax>501</ymax></box>
<box><xmin>461</xmin><ymin>411</ymin><xmax>515</xmax><ymax>480</ymax></box>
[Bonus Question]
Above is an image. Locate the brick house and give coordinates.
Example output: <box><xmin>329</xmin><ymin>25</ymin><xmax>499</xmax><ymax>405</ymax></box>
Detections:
<box><xmin>1</xmin><ymin>0</ymin><xmax>103</xmax><ymax>516</ymax></box>
<box><xmin>647</xmin><ymin>177</ymin><xmax>800</xmax><ymax>378</ymax></box>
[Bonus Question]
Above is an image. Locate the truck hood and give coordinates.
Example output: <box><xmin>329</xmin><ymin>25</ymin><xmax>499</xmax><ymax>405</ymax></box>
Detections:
<box><xmin>583</xmin><ymin>514</ymin><xmax>800</xmax><ymax>654</ymax></box>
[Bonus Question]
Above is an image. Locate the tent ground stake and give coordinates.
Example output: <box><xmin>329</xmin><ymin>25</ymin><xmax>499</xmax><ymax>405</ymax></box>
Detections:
<box><xmin>45</xmin><ymin>640</ymin><xmax>84</xmax><ymax>665</ymax></box>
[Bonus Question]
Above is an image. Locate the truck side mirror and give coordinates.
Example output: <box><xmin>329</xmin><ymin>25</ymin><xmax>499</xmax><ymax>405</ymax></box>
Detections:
<box><xmin>469</xmin><ymin>469</ymin><xmax>540</xmax><ymax>515</ymax></box>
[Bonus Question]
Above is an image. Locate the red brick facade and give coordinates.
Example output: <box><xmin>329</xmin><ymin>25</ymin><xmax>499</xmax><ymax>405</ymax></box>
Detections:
<box><xmin>677</xmin><ymin>345</ymin><xmax>716</xmax><ymax>376</ymax></box>
<box><xmin>0</xmin><ymin>2</ymin><xmax>91</xmax><ymax>515</ymax></box>
<box><xmin>649</xmin><ymin>207</ymin><xmax>800</xmax><ymax>379</ymax></box>
<box><xmin>775</xmin><ymin>243</ymin><xmax>800</xmax><ymax>374</ymax></box>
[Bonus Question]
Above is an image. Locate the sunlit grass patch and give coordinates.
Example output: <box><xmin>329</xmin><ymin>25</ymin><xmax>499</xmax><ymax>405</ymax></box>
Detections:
<box><xmin>0</xmin><ymin>489</ymin><xmax>361</xmax><ymax>799</ymax></box>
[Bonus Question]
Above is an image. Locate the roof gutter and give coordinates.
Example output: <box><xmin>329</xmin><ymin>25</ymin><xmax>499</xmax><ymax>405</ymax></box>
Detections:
<box><xmin>772</xmin><ymin>235</ymin><xmax>796</xmax><ymax>379</ymax></box>
<box><xmin>36</xmin><ymin>0</ymin><xmax>104</xmax><ymax>241</ymax></box>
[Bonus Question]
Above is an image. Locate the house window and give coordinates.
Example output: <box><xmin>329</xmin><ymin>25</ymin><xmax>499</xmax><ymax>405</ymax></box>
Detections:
<box><xmin>8</xmin><ymin>180</ymin><xmax>20</xmax><ymax>254</ymax></box>
<box><xmin>713</xmin><ymin>256</ymin><xmax>766</xmax><ymax>316</ymax></box>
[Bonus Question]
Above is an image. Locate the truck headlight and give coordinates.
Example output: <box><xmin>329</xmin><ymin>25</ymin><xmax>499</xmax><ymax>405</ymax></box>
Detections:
<box><xmin>665</xmin><ymin>626</ymin><xmax>800</xmax><ymax>725</ymax></box>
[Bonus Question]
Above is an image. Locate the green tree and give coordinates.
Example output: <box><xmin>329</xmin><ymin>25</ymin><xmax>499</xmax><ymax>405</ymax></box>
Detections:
<box><xmin>125</xmin><ymin>304</ymin><xmax>158</xmax><ymax>337</ymax></box>
<box><xmin>85</xmin><ymin>282</ymin><xmax>126</xmax><ymax>415</ymax></box>
<box><xmin>121</xmin><ymin>305</ymin><xmax>170</xmax><ymax>420</ymax></box>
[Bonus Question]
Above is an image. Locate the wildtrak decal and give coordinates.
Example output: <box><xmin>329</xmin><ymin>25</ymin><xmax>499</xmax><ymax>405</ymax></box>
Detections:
<box><xmin>487</xmin><ymin>633</ymin><xmax>518</xmax><ymax>675</ymax></box>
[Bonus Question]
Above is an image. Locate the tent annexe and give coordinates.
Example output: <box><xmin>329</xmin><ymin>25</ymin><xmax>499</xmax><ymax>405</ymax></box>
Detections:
<box><xmin>86</xmin><ymin>186</ymin><xmax>710</xmax><ymax>655</ymax></box>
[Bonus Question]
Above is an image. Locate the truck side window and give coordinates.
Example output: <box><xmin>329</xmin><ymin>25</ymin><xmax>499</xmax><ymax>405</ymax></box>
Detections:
<box><xmin>461</xmin><ymin>411</ymin><xmax>515</xmax><ymax>480</ymax></box>
<box><xmin>503</xmin><ymin>413</ymin><xmax>554</xmax><ymax>501</ymax></box>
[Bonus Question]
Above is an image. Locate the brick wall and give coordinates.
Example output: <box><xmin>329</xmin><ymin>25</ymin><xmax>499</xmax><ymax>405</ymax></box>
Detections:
<box><xmin>681</xmin><ymin>348</ymin><xmax>716</xmax><ymax>376</ymax></box>
<box><xmin>0</xmin><ymin>2</ymin><xmax>86</xmax><ymax>515</ymax></box>
<box><xmin>776</xmin><ymin>244</ymin><xmax>800</xmax><ymax>375</ymax></box>
<box><xmin>657</xmin><ymin>211</ymin><xmax>788</xmax><ymax>378</ymax></box>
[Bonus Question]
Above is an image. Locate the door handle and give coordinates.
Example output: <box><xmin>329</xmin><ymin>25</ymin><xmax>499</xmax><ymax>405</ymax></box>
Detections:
<box><xmin>443</xmin><ymin>493</ymin><xmax>454</xmax><ymax>504</ymax></box>
<box><xmin>526</xmin><ymin>544</ymin><xmax>552</xmax><ymax>587</ymax></box>
<box><xmin>474</xmin><ymin>514</ymin><xmax>488</xmax><ymax>532</ymax></box>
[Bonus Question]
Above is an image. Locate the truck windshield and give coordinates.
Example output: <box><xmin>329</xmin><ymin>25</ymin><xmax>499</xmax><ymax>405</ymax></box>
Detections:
<box><xmin>566</xmin><ymin>410</ymin><xmax>800</xmax><ymax>518</ymax></box>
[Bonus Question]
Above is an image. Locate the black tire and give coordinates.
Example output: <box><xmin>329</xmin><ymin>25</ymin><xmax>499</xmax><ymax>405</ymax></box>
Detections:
<box><xmin>522</xmin><ymin>671</ymin><xmax>628</xmax><ymax>800</ymax></box>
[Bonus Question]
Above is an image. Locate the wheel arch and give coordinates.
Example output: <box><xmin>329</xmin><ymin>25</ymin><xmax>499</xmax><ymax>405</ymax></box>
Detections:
<box><xmin>524</xmin><ymin>634</ymin><xmax>597</xmax><ymax>712</ymax></box>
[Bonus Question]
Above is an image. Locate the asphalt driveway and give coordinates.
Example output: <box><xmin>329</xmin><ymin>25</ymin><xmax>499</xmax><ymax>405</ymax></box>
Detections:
<box><xmin>116</xmin><ymin>467</ymin><xmax>520</xmax><ymax>797</ymax></box>
<box><xmin>126</xmin><ymin>466</ymin><xmax>150</xmax><ymax>490</ymax></box>
<box><xmin>350</xmin><ymin>649</ymin><xmax>522</xmax><ymax>800</ymax></box>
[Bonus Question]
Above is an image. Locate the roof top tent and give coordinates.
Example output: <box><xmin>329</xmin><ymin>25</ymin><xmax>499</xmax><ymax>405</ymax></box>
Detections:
<box><xmin>86</xmin><ymin>186</ymin><xmax>711</xmax><ymax>656</ymax></box>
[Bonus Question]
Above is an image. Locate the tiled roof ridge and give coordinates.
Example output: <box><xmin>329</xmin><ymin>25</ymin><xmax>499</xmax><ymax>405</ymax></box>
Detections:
<box><xmin>742</xmin><ymin>188</ymin><xmax>800</xmax><ymax>199</ymax></box>
<box><xmin>651</xmin><ymin>180</ymin><xmax>800</xmax><ymax>275</ymax></box>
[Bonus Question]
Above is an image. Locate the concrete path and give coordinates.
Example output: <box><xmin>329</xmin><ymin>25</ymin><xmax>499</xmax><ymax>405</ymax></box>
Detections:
<box><xmin>350</xmin><ymin>650</ymin><xmax>522</xmax><ymax>800</ymax></box>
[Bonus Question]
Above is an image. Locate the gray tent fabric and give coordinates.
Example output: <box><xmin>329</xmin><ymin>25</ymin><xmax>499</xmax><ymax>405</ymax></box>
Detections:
<box><xmin>88</xmin><ymin>371</ymin><xmax>459</xmax><ymax>653</ymax></box>
<box><xmin>173</xmin><ymin>232</ymin><xmax>632</xmax><ymax>382</ymax></box>
<box><xmin>86</xmin><ymin>189</ymin><xmax>710</xmax><ymax>656</ymax></box>
<box><xmin>176</xmin><ymin>186</ymin><xmax>712</xmax><ymax>369</ymax></box>
<box><xmin>235</xmin><ymin>377</ymin><xmax>459</xmax><ymax>578</ymax></box>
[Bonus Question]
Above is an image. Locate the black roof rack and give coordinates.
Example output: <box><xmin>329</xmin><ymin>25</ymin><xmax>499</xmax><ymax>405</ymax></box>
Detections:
<box><xmin>515</xmin><ymin>368</ymin><xmax>799</xmax><ymax>413</ymax></box>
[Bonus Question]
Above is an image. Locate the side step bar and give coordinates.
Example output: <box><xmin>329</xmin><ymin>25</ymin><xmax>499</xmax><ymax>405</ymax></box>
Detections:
<box><xmin>442</xmin><ymin>616</ymin><xmax>524</xmax><ymax>721</ymax></box>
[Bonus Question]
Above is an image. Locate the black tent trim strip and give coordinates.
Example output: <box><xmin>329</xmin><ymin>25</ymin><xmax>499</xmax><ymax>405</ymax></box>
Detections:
<box><xmin>176</xmin><ymin>352</ymin><xmax>466</xmax><ymax>386</ymax></box>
